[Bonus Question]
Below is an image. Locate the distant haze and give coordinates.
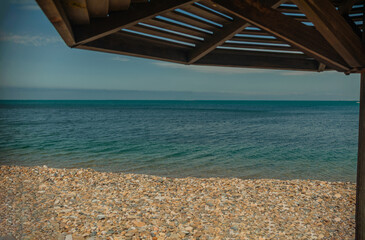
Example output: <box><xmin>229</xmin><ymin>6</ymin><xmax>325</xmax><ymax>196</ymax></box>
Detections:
<box><xmin>0</xmin><ymin>87</ymin><xmax>360</xmax><ymax>101</ymax></box>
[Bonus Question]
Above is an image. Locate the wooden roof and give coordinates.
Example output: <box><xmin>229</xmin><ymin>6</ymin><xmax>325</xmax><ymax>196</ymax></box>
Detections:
<box><xmin>36</xmin><ymin>0</ymin><xmax>365</xmax><ymax>73</ymax></box>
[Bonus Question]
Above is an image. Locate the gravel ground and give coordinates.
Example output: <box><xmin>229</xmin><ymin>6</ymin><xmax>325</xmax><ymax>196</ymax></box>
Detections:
<box><xmin>0</xmin><ymin>165</ymin><xmax>356</xmax><ymax>240</ymax></box>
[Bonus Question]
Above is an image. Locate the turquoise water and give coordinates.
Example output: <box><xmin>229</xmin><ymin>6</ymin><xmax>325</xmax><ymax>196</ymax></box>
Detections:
<box><xmin>0</xmin><ymin>100</ymin><xmax>359</xmax><ymax>182</ymax></box>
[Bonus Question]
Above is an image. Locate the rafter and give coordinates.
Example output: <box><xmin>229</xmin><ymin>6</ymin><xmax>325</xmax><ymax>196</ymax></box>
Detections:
<box><xmin>72</xmin><ymin>0</ymin><xmax>194</xmax><ymax>46</ymax></box>
<box><xmin>187</xmin><ymin>0</ymin><xmax>286</xmax><ymax>64</ymax></box>
<box><xmin>292</xmin><ymin>0</ymin><xmax>365</xmax><ymax>68</ymax></box>
<box><xmin>211</xmin><ymin>0</ymin><xmax>350</xmax><ymax>72</ymax></box>
<box><xmin>187</xmin><ymin>19</ymin><xmax>248</xmax><ymax>64</ymax></box>
<box><xmin>338</xmin><ymin>0</ymin><xmax>358</xmax><ymax>15</ymax></box>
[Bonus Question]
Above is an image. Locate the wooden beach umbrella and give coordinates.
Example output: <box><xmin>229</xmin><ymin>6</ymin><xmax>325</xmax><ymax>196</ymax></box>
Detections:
<box><xmin>36</xmin><ymin>0</ymin><xmax>365</xmax><ymax>238</ymax></box>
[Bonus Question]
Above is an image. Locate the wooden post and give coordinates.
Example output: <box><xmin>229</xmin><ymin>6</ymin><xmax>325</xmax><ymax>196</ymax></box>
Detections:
<box><xmin>357</xmin><ymin>9</ymin><xmax>365</xmax><ymax>238</ymax></box>
<box><xmin>357</xmin><ymin>72</ymin><xmax>365</xmax><ymax>240</ymax></box>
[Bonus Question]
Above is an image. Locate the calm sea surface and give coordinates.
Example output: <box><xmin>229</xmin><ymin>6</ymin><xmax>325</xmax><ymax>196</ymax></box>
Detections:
<box><xmin>0</xmin><ymin>100</ymin><xmax>359</xmax><ymax>182</ymax></box>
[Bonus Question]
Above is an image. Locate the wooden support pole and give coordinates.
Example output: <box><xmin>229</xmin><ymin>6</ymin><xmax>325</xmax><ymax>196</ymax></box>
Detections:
<box><xmin>357</xmin><ymin>11</ymin><xmax>365</xmax><ymax>239</ymax></box>
<box><xmin>357</xmin><ymin>72</ymin><xmax>365</xmax><ymax>240</ymax></box>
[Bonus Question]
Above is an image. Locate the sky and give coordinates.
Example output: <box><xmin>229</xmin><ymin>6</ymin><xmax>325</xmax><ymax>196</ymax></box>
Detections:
<box><xmin>0</xmin><ymin>0</ymin><xmax>361</xmax><ymax>100</ymax></box>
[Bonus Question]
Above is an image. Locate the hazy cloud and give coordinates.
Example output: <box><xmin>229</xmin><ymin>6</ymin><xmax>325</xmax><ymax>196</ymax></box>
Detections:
<box><xmin>112</xmin><ymin>56</ymin><xmax>130</xmax><ymax>62</ymax></box>
<box><xmin>153</xmin><ymin>61</ymin><xmax>277</xmax><ymax>74</ymax></box>
<box><xmin>280</xmin><ymin>70</ymin><xmax>337</xmax><ymax>76</ymax></box>
<box><xmin>0</xmin><ymin>33</ymin><xmax>61</xmax><ymax>46</ymax></box>
<box><xmin>10</xmin><ymin>0</ymin><xmax>40</xmax><ymax>10</ymax></box>
<box><xmin>20</xmin><ymin>4</ymin><xmax>40</xmax><ymax>10</ymax></box>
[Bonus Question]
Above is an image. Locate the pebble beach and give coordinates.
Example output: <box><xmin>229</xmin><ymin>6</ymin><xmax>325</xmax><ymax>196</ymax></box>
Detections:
<box><xmin>0</xmin><ymin>165</ymin><xmax>356</xmax><ymax>240</ymax></box>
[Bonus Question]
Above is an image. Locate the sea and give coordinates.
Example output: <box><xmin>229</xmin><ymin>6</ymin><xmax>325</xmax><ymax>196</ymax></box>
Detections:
<box><xmin>0</xmin><ymin>100</ymin><xmax>359</xmax><ymax>182</ymax></box>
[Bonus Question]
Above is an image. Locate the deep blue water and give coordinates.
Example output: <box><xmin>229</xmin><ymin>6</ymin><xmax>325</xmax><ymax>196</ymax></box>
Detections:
<box><xmin>0</xmin><ymin>100</ymin><xmax>359</xmax><ymax>182</ymax></box>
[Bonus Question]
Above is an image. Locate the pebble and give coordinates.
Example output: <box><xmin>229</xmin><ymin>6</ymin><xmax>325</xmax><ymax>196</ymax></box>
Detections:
<box><xmin>335</xmin><ymin>193</ymin><xmax>342</xmax><ymax>198</ymax></box>
<box><xmin>65</xmin><ymin>235</ymin><xmax>72</xmax><ymax>240</ymax></box>
<box><xmin>0</xmin><ymin>165</ymin><xmax>356</xmax><ymax>240</ymax></box>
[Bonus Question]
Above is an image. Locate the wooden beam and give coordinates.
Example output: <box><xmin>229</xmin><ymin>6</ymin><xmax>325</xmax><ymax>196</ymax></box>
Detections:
<box><xmin>61</xmin><ymin>0</ymin><xmax>89</xmax><ymax>25</ymax></box>
<box><xmin>292</xmin><ymin>0</ymin><xmax>365</xmax><ymax>68</ymax></box>
<box><xmin>36</xmin><ymin>0</ymin><xmax>75</xmax><ymax>46</ymax></box>
<box><xmin>211</xmin><ymin>0</ymin><xmax>350</xmax><ymax>72</ymax></box>
<box><xmin>79</xmin><ymin>32</ymin><xmax>189</xmax><ymax>63</ymax></box>
<box><xmin>357</xmin><ymin>72</ymin><xmax>365</xmax><ymax>240</ymax></box>
<box><xmin>109</xmin><ymin>0</ymin><xmax>130</xmax><ymax>12</ymax></box>
<box><xmin>317</xmin><ymin>63</ymin><xmax>326</xmax><ymax>72</ymax></box>
<box><xmin>187</xmin><ymin>0</ymin><xmax>286</xmax><ymax>64</ymax></box>
<box><xmin>338</xmin><ymin>0</ymin><xmax>358</xmax><ymax>15</ymax></box>
<box><xmin>194</xmin><ymin>49</ymin><xmax>321</xmax><ymax>71</ymax></box>
<box><xmin>338</xmin><ymin>0</ymin><xmax>363</xmax><ymax>38</ymax></box>
<box><xmin>86</xmin><ymin>0</ymin><xmax>108</xmax><ymax>18</ymax></box>
<box><xmin>72</xmin><ymin>0</ymin><xmax>194</xmax><ymax>46</ymax></box>
<box><xmin>188</xmin><ymin>19</ymin><xmax>248</xmax><ymax>64</ymax></box>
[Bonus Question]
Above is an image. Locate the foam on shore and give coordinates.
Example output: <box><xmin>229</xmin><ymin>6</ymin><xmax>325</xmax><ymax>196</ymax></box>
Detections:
<box><xmin>0</xmin><ymin>165</ymin><xmax>356</xmax><ymax>239</ymax></box>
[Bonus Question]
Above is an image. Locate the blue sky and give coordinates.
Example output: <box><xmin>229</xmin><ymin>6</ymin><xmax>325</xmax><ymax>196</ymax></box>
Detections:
<box><xmin>0</xmin><ymin>0</ymin><xmax>361</xmax><ymax>100</ymax></box>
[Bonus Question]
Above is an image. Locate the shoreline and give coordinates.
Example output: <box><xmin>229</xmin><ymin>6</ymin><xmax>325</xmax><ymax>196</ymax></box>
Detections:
<box><xmin>0</xmin><ymin>163</ymin><xmax>356</xmax><ymax>184</ymax></box>
<box><xmin>0</xmin><ymin>165</ymin><xmax>356</xmax><ymax>239</ymax></box>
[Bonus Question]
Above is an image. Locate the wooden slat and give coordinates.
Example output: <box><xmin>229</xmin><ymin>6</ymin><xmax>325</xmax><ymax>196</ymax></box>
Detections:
<box><xmin>212</xmin><ymin>0</ymin><xmax>350</xmax><ymax>72</ymax></box>
<box><xmin>216</xmin><ymin>47</ymin><xmax>311</xmax><ymax>59</ymax></box>
<box><xmin>61</xmin><ymin>0</ymin><xmax>89</xmax><ymax>25</ymax></box>
<box><xmin>121</xmin><ymin>29</ymin><xmax>195</xmax><ymax>47</ymax></box>
<box><xmin>36</xmin><ymin>0</ymin><xmax>75</xmax><ymax>46</ymax></box>
<box><xmin>87</xmin><ymin>0</ymin><xmax>108</xmax><ymax>18</ymax></box>
<box><xmin>289</xmin><ymin>15</ymin><xmax>311</xmax><ymax>22</ymax></box>
<box><xmin>278</xmin><ymin>6</ymin><xmax>301</xmax><ymax>13</ymax></box>
<box><xmin>160</xmin><ymin>12</ymin><xmax>216</xmax><ymax>33</ymax></box>
<box><xmin>351</xmin><ymin>15</ymin><xmax>364</xmax><ymax>21</ymax></box>
<box><xmin>187</xmin><ymin>0</ymin><xmax>286</xmax><ymax>64</ymax></box>
<box><xmin>164</xmin><ymin>10</ymin><xmax>222</xmax><ymax>30</ymax></box>
<box><xmin>292</xmin><ymin>0</ymin><xmax>365</xmax><ymax>68</ymax></box>
<box><xmin>109</xmin><ymin>0</ymin><xmax>130</xmax><ymax>12</ymax></box>
<box><xmin>195</xmin><ymin>48</ymin><xmax>321</xmax><ymax>71</ymax></box>
<box><xmin>197</xmin><ymin>0</ymin><xmax>235</xmax><ymax>20</ymax></box>
<box><xmin>180</xmin><ymin>4</ymin><xmax>231</xmax><ymax>25</ymax></box>
<box><xmin>222</xmin><ymin>42</ymin><xmax>298</xmax><ymax>52</ymax></box>
<box><xmin>72</xmin><ymin>0</ymin><xmax>195</xmax><ymax>45</ymax></box>
<box><xmin>79</xmin><ymin>32</ymin><xmax>189</xmax><ymax>63</ymax></box>
<box><xmin>350</xmin><ymin>7</ymin><xmax>364</xmax><ymax>14</ymax></box>
<box><xmin>143</xmin><ymin>18</ymin><xmax>210</xmax><ymax>39</ymax></box>
<box><xmin>127</xmin><ymin>24</ymin><xmax>200</xmax><ymax>44</ymax></box>
<box><xmin>239</xmin><ymin>29</ymin><xmax>272</xmax><ymax>36</ymax></box>
<box><xmin>230</xmin><ymin>36</ymin><xmax>283</xmax><ymax>44</ymax></box>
